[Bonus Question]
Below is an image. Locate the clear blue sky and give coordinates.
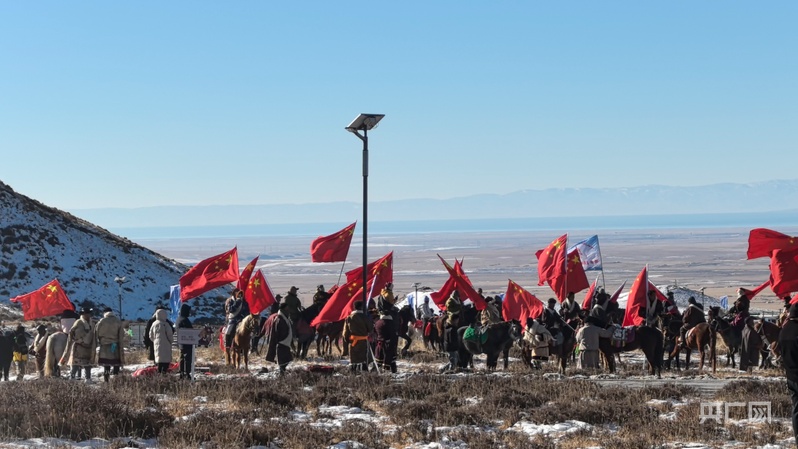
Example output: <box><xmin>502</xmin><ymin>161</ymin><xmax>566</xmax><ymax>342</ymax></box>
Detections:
<box><xmin>1</xmin><ymin>2</ymin><xmax>796</xmax><ymax>209</ymax></box>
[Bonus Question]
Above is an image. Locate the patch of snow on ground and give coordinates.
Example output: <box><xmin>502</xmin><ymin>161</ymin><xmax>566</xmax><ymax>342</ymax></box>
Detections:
<box><xmin>509</xmin><ymin>420</ymin><xmax>592</xmax><ymax>436</ymax></box>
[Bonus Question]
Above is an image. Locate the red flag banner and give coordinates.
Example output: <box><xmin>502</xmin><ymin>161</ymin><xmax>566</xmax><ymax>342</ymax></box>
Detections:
<box><xmin>237</xmin><ymin>256</ymin><xmax>259</xmax><ymax>292</ymax></box>
<box><xmin>769</xmin><ymin>249</ymin><xmax>798</xmax><ymax>296</ymax></box>
<box><xmin>610</xmin><ymin>280</ymin><xmax>627</xmax><ymax>303</ymax></box>
<box><xmin>740</xmin><ymin>280</ymin><xmax>770</xmax><ymax>300</ymax></box>
<box><xmin>180</xmin><ymin>247</ymin><xmax>239</xmax><ymax>301</ymax></box>
<box><xmin>548</xmin><ymin>249</ymin><xmax>590</xmax><ymax>301</ymax></box>
<box><xmin>536</xmin><ymin>234</ymin><xmax>567</xmax><ymax>287</ymax></box>
<box><xmin>582</xmin><ymin>276</ymin><xmax>600</xmax><ymax>310</ymax></box>
<box><xmin>10</xmin><ymin>279</ymin><xmax>75</xmax><ymax>321</ymax></box>
<box><xmin>430</xmin><ymin>260</ymin><xmax>472</xmax><ymax>309</ymax></box>
<box><xmin>437</xmin><ymin>255</ymin><xmax>487</xmax><ymax>310</ymax></box>
<box><xmin>346</xmin><ymin>251</ymin><xmax>393</xmax><ymax>287</ymax></box>
<box><xmin>311</xmin><ymin>277</ymin><xmax>364</xmax><ymax>326</ymax></box>
<box><xmin>623</xmin><ymin>266</ymin><xmax>649</xmax><ymax>327</ymax></box>
<box><xmin>747</xmin><ymin>228</ymin><xmax>798</xmax><ymax>259</ymax></box>
<box><xmin>311</xmin><ymin>222</ymin><xmax>356</xmax><ymax>263</ymax></box>
<box><xmin>244</xmin><ymin>270</ymin><xmax>276</xmax><ymax>315</ymax></box>
<box><xmin>503</xmin><ymin>279</ymin><xmax>543</xmax><ymax>325</ymax></box>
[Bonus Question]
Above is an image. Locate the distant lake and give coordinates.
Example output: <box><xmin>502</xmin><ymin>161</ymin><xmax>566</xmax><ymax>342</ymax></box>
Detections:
<box><xmin>110</xmin><ymin>211</ymin><xmax>798</xmax><ymax>240</ymax></box>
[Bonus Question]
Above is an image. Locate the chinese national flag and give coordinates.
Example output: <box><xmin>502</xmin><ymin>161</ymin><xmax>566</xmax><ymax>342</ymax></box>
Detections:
<box><xmin>609</xmin><ymin>280</ymin><xmax>627</xmax><ymax>303</ymax></box>
<box><xmin>740</xmin><ymin>279</ymin><xmax>770</xmax><ymax>300</ymax></box>
<box><xmin>244</xmin><ymin>270</ymin><xmax>276</xmax><ymax>315</ymax></box>
<box><xmin>769</xmin><ymin>249</ymin><xmax>798</xmax><ymax>296</ymax></box>
<box><xmin>345</xmin><ymin>252</ymin><xmax>393</xmax><ymax>295</ymax></box>
<box><xmin>647</xmin><ymin>282</ymin><xmax>668</xmax><ymax>303</ymax></box>
<box><xmin>622</xmin><ymin>266</ymin><xmax>649</xmax><ymax>327</ymax></box>
<box><xmin>10</xmin><ymin>279</ymin><xmax>75</xmax><ymax>321</ymax></box>
<box><xmin>581</xmin><ymin>276</ymin><xmax>600</xmax><ymax>310</ymax></box>
<box><xmin>311</xmin><ymin>277</ymin><xmax>364</xmax><ymax>326</ymax></box>
<box><xmin>437</xmin><ymin>255</ymin><xmax>487</xmax><ymax>310</ymax></box>
<box><xmin>311</xmin><ymin>222</ymin><xmax>356</xmax><ymax>263</ymax></box>
<box><xmin>237</xmin><ymin>256</ymin><xmax>259</xmax><ymax>292</ymax></box>
<box><xmin>430</xmin><ymin>259</ymin><xmax>470</xmax><ymax>309</ymax></box>
<box><xmin>503</xmin><ymin>279</ymin><xmax>543</xmax><ymax>326</ymax></box>
<box><xmin>548</xmin><ymin>249</ymin><xmax>590</xmax><ymax>301</ymax></box>
<box><xmin>747</xmin><ymin>228</ymin><xmax>798</xmax><ymax>259</ymax></box>
<box><xmin>180</xmin><ymin>247</ymin><xmax>239</xmax><ymax>301</ymax></box>
<box><xmin>536</xmin><ymin>234</ymin><xmax>567</xmax><ymax>287</ymax></box>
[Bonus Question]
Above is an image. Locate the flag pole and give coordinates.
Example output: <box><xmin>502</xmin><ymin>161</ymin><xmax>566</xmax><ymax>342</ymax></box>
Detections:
<box><xmin>336</xmin><ymin>260</ymin><xmax>347</xmax><ymax>287</ymax></box>
<box><xmin>596</xmin><ymin>235</ymin><xmax>606</xmax><ymax>291</ymax></box>
<box><xmin>563</xmin><ymin>234</ymin><xmax>568</xmax><ymax>302</ymax></box>
<box><xmin>644</xmin><ymin>264</ymin><xmax>650</xmax><ymax>326</ymax></box>
<box><xmin>365</xmin><ymin>274</ymin><xmax>381</xmax><ymax>374</ymax></box>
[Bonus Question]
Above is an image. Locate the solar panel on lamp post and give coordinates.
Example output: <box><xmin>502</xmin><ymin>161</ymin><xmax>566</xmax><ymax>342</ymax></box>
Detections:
<box><xmin>345</xmin><ymin>114</ymin><xmax>385</xmax><ymax>311</ymax></box>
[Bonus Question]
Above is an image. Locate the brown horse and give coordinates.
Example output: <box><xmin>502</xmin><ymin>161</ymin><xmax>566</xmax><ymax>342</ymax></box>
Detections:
<box><xmin>598</xmin><ymin>325</ymin><xmax>664</xmax><ymax>378</ymax></box>
<box><xmin>755</xmin><ymin>318</ymin><xmax>782</xmax><ymax>368</ymax></box>
<box><xmin>668</xmin><ymin>322</ymin><xmax>715</xmax><ymax>372</ymax></box>
<box><xmin>708</xmin><ymin>306</ymin><xmax>741</xmax><ymax>368</ymax></box>
<box><xmin>315</xmin><ymin>320</ymin><xmax>344</xmax><ymax>357</ymax></box>
<box><xmin>229</xmin><ymin>315</ymin><xmax>258</xmax><ymax>369</ymax></box>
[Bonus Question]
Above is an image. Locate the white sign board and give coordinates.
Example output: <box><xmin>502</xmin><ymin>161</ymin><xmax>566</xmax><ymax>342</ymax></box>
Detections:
<box><xmin>176</xmin><ymin>328</ymin><xmax>202</xmax><ymax>345</ymax></box>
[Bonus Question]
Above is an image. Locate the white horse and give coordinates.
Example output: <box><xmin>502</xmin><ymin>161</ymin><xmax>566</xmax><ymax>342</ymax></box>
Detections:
<box><xmin>44</xmin><ymin>331</ymin><xmax>68</xmax><ymax>377</ymax></box>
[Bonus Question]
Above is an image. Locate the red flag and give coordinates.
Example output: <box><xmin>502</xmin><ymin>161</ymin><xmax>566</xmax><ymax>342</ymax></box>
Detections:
<box><xmin>503</xmin><ymin>280</ymin><xmax>543</xmax><ymax>325</ymax></box>
<box><xmin>610</xmin><ymin>280</ymin><xmax>627</xmax><ymax>303</ymax></box>
<box><xmin>437</xmin><ymin>255</ymin><xmax>487</xmax><ymax>310</ymax></box>
<box><xmin>237</xmin><ymin>255</ymin><xmax>259</xmax><ymax>292</ymax></box>
<box><xmin>310</xmin><ymin>222</ymin><xmax>356</xmax><ymax>263</ymax></box>
<box><xmin>536</xmin><ymin>234</ymin><xmax>567</xmax><ymax>287</ymax></box>
<box><xmin>244</xmin><ymin>270</ymin><xmax>276</xmax><ymax>315</ymax></box>
<box><xmin>769</xmin><ymin>249</ymin><xmax>798</xmax><ymax>296</ymax></box>
<box><xmin>747</xmin><ymin>228</ymin><xmax>798</xmax><ymax>259</ymax></box>
<box><xmin>623</xmin><ymin>266</ymin><xmax>649</xmax><ymax>327</ymax></box>
<box><xmin>581</xmin><ymin>276</ymin><xmax>600</xmax><ymax>310</ymax></box>
<box><xmin>647</xmin><ymin>282</ymin><xmax>668</xmax><ymax>302</ymax></box>
<box><xmin>548</xmin><ymin>249</ymin><xmax>590</xmax><ymax>301</ymax></box>
<box><xmin>180</xmin><ymin>247</ymin><xmax>239</xmax><ymax>301</ymax></box>
<box><xmin>790</xmin><ymin>292</ymin><xmax>798</xmax><ymax>305</ymax></box>
<box><xmin>346</xmin><ymin>251</ymin><xmax>393</xmax><ymax>287</ymax></box>
<box><xmin>740</xmin><ymin>279</ymin><xmax>770</xmax><ymax>300</ymax></box>
<box><xmin>430</xmin><ymin>260</ymin><xmax>471</xmax><ymax>309</ymax></box>
<box><xmin>9</xmin><ymin>279</ymin><xmax>75</xmax><ymax>321</ymax></box>
<box><xmin>311</xmin><ymin>277</ymin><xmax>364</xmax><ymax>326</ymax></box>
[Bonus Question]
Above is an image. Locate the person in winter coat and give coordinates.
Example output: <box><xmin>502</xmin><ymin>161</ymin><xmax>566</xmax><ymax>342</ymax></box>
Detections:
<box><xmin>95</xmin><ymin>307</ymin><xmax>125</xmax><ymax>382</ymax></box>
<box><xmin>779</xmin><ymin>304</ymin><xmax>798</xmax><ymax>442</ymax></box>
<box><xmin>60</xmin><ymin>309</ymin><xmax>79</xmax><ymax>333</ymax></box>
<box><xmin>740</xmin><ymin>316</ymin><xmax>763</xmax><ymax>372</ymax></box>
<box><xmin>31</xmin><ymin>325</ymin><xmax>49</xmax><ymax>378</ymax></box>
<box><xmin>343</xmin><ymin>300</ymin><xmax>373</xmax><ymax>373</ymax></box>
<box><xmin>480</xmin><ymin>298</ymin><xmax>502</xmax><ymax>326</ymax></box>
<box><xmin>445</xmin><ymin>291</ymin><xmax>462</xmax><ymax>325</ymax></box>
<box><xmin>523</xmin><ymin>317</ymin><xmax>554</xmax><ymax>364</ymax></box>
<box><xmin>374</xmin><ymin>311</ymin><xmax>397</xmax><ymax>373</ymax></box>
<box><xmin>575</xmin><ymin>317</ymin><xmax>615</xmax><ymax>370</ymax></box>
<box><xmin>441</xmin><ymin>313</ymin><xmax>460</xmax><ymax>373</ymax></box>
<box><xmin>176</xmin><ymin>303</ymin><xmax>193</xmax><ymax>379</ymax></box>
<box><xmin>264</xmin><ymin>302</ymin><xmax>293</xmax><ymax>373</ymax></box>
<box><xmin>11</xmin><ymin>325</ymin><xmax>29</xmax><ymax>381</ymax></box>
<box><xmin>282</xmin><ymin>286</ymin><xmax>303</xmax><ymax>325</ymax></box>
<box><xmin>680</xmin><ymin>297</ymin><xmax>706</xmax><ymax>349</ymax></box>
<box><xmin>61</xmin><ymin>307</ymin><xmax>96</xmax><ymax>381</ymax></box>
<box><xmin>149</xmin><ymin>308</ymin><xmax>174</xmax><ymax>374</ymax></box>
<box><xmin>144</xmin><ymin>305</ymin><xmax>172</xmax><ymax>363</ymax></box>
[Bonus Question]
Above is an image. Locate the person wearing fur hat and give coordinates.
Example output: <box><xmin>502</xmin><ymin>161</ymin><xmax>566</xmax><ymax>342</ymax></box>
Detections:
<box><xmin>61</xmin><ymin>307</ymin><xmax>96</xmax><ymax>381</ymax></box>
<box><xmin>95</xmin><ymin>307</ymin><xmax>125</xmax><ymax>382</ymax></box>
<box><xmin>313</xmin><ymin>285</ymin><xmax>331</xmax><ymax>307</ymax></box>
<box><xmin>282</xmin><ymin>286</ymin><xmax>303</xmax><ymax>325</ymax></box>
<box><xmin>31</xmin><ymin>324</ymin><xmax>49</xmax><ymax>378</ymax></box>
<box><xmin>779</xmin><ymin>304</ymin><xmax>798</xmax><ymax>441</ymax></box>
<box><xmin>149</xmin><ymin>308</ymin><xmax>174</xmax><ymax>374</ymax></box>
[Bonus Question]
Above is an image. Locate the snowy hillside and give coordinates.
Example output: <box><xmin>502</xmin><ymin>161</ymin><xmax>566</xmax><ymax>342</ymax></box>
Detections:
<box><xmin>0</xmin><ymin>181</ymin><xmax>225</xmax><ymax>322</ymax></box>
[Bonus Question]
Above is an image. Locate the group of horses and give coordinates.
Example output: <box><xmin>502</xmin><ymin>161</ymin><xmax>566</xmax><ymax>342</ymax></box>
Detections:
<box><xmin>0</xmin><ymin>329</ymin><xmax>68</xmax><ymax>381</ymax></box>
<box><xmin>218</xmin><ymin>297</ymin><xmax>782</xmax><ymax>378</ymax></box>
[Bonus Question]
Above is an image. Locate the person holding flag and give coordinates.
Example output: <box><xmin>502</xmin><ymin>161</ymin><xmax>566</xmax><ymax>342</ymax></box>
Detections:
<box><xmin>223</xmin><ymin>289</ymin><xmax>248</xmax><ymax>356</ymax></box>
<box><xmin>640</xmin><ymin>290</ymin><xmax>665</xmax><ymax>327</ymax></box>
<box><xmin>445</xmin><ymin>291</ymin><xmax>462</xmax><ymax>325</ymax></box>
<box><xmin>560</xmin><ymin>292</ymin><xmax>582</xmax><ymax>328</ymax></box>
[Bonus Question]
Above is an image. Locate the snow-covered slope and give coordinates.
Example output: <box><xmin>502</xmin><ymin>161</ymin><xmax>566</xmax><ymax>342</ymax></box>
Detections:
<box><xmin>0</xmin><ymin>181</ymin><xmax>224</xmax><ymax>322</ymax></box>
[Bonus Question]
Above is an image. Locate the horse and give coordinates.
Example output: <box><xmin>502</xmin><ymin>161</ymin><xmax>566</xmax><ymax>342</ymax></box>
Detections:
<box><xmin>44</xmin><ymin>331</ymin><xmax>68</xmax><ymax>378</ymax></box>
<box><xmin>397</xmin><ymin>305</ymin><xmax>416</xmax><ymax>357</ymax></box>
<box><xmin>535</xmin><ymin>311</ymin><xmax>578</xmax><ymax>374</ymax></box>
<box><xmin>755</xmin><ymin>318</ymin><xmax>782</xmax><ymax>369</ymax></box>
<box><xmin>708</xmin><ymin>306</ymin><xmax>740</xmax><ymax>368</ymax></box>
<box><xmin>421</xmin><ymin>316</ymin><xmax>440</xmax><ymax>352</ymax></box>
<box><xmin>436</xmin><ymin>304</ymin><xmax>479</xmax><ymax>352</ymax></box>
<box><xmin>659</xmin><ymin>314</ymin><xmax>683</xmax><ymax>370</ymax></box>
<box><xmin>315</xmin><ymin>320</ymin><xmax>345</xmax><ymax>357</ymax></box>
<box><xmin>457</xmin><ymin>320</ymin><xmax>523</xmax><ymax>370</ymax></box>
<box><xmin>294</xmin><ymin>304</ymin><xmax>321</xmax><ymax>359</ymax></box>
<box><xmin>667</xmin><ymin>322</ymin><xmax>714</xmax><ymax>372</ymax></box>
<box><xmin>229</xmin><ymin>315</ymin><xmax>258</xmax><ymax>370</ymax></box>
<box><xmin>598</xmin><ymin>325</ymin><xmax>664</xmax><ymax>378</ymax></box>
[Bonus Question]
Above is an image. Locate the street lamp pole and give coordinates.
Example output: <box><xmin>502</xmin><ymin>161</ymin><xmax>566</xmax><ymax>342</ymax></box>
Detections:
<box><xmin>114</xmin><ymin>276</ymin><xmax>128</xmax><ymax>320</ymax></box>
<box><xmin>346</xmin><ymin>114</ymin><xmax>385</xmax><ymax>310</ymax></box>
<box><xmin>412</xmin><ymin>282</ymin><xmax>421</xmax><ymax>309</ymax></box>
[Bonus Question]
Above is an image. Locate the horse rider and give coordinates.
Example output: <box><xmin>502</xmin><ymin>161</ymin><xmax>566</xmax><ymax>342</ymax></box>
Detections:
<box><xmin>560</xmin><ymin>292</ymin><xmax>582</xmax><ymax>328</ymax></box>
<box><xmin>728</xmin><ymin>291</ymin><xmax>751</xmax><ymax>331</ymax></box>
<box><xmin>282</xmin><ymin>286</ymin><xmax>303</xmax><ymax>325</ymax></box>
<box><xmin>445</xmin><ymin>291</ymin><xmax>462</xmax><ymax>325</ymax></box>
<box><xmin>313</xmin><ymin>285</ymin><xmax>331</xmax><ymax>308</ymax></box>
<box><xmin>480</xmin><ymin>296</ymin><xmax>502</xmax><ymax>327</ymax></box>
<box><xmin>665</xmin><ymin>292</ymin><xmax>681</xmax><ymax>316</ymax></box>
<box><xmin>523</xmin><ymin>316</ymin><xmax>554</xmax><ymax>369</ymax></box>
<box><xmin>639</xmin><ymin>290</ymin><xmax>665</xmax><ymax>327</ymax></box>
<box><xmin>679</xmin><ymin>296</ymin><xmax>706</xmax><ymax>349</ymax></box>
<box><xmin>418</xmin><ymin>296</ymin><xmax>434</xmax><ymax>321</ymax></box>
<box><xmin>224</xmin><ymin>289</ymin><xmax>248</xmax><ymax>352</ymax></box>
<box><xmin>777</xmin><ymin>296</ymin><xmax>792</xmax><ymax>328</ymax></box>
<box><xmin>543</xmin><ymin>298</ymin><xmax>567</xmax><ymax>346</ymax></box>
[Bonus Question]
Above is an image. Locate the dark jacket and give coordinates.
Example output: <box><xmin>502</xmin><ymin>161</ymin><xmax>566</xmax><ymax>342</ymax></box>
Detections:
<box><xmin>176</xmin><ymin>304</ymin><xmax>193</xmax><ymax>330</ymax></box>
<box><xmin>682</xmin><ymin>304</ymin><xmax>706</xmax><ymax>328</ymax></box>
<box><xmin>780</xmin><ymin>319</ymin><xmax>798</xmax><ymax>383</ymax></box>
<box><xmin>12</xmin><ymin>330</ymin><xmax>28</xmax><ymax>355</ymax></box>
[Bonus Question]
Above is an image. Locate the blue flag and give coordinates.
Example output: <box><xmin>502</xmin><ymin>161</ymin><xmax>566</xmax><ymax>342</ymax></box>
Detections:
<box><xmin>719</xmin><ymin>295</ymin><xmax>728</xmax><ymax>310</ymax></box>
<box><xmin>568</xmin><ymin>235</ymin><xmax>602</xmax><ymax>271</ymax></box>
<box><xmin>170</xmin><ymin>285</ymin><xmax>181</xmax><ymax>322</ymax></box>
